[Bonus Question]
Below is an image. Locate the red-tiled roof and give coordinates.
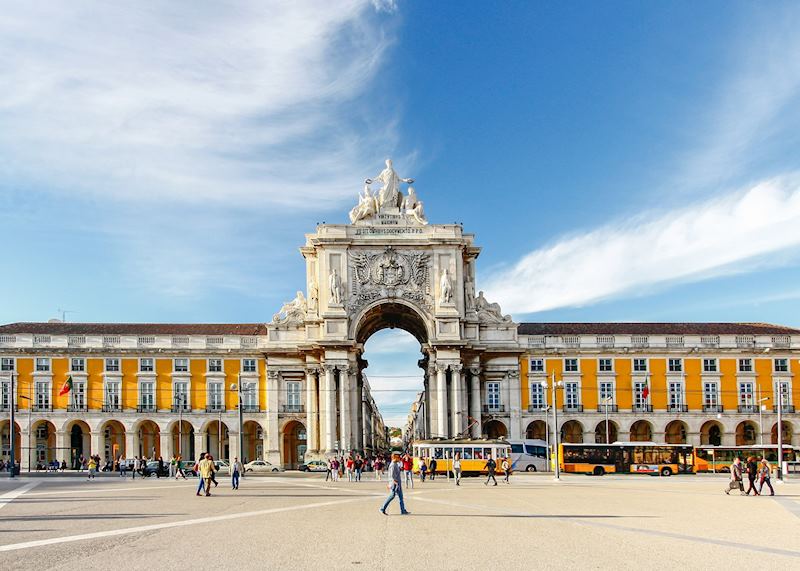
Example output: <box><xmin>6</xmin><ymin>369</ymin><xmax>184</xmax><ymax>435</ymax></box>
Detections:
<box><xmin>0</xmin><ymin>322</ymin><xmax>268</xmax><ymax>335</ymax></box>
<box><xmin>517</xmin><ymin>322</ymin><xmax>800</xmax><ymax>336</ymax></box>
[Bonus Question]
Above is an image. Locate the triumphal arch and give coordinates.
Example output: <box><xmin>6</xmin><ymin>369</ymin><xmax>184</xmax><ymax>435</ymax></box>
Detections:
<box><xmin>268</xmin><ymin>159</ymin><xmax>523</xmax><ymax>459</ymax></box>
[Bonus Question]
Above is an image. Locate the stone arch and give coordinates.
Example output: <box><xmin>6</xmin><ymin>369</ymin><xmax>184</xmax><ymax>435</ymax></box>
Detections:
<box><xmin>64</xmin><ymin>419</ymin><xmax>91</xmax><ymax>467</ymax></box>
<box><xmin>242</xmin><ymin>420</ymin><xmax>263</xmax><ymax>463</ymax></box>
<box><xmin>629</xmin><ymin>420</ymin><xmax>653</xmax><ymax>442</ymax></box>
<box><xmin>170</xmin><ymin>420</ymin><xmax>195</xmax><ymax>460</ymax></box>
<box><xmin>99</xmin><ymin>419</ymin><xmax>126</xmax><ymax>462</ymax></box>
<box><xmin>700</xmin><ymin>420</ymin><xmax>723</xmax><ymax>446</ymax></box>
<box><xmin>735</xmin><ymin>420</ymin><xmax>759</xmax><ymax>446</ymax></box>
<box><xmin>204</xmin><ymin>420</ymin><xmax>230</xmax><ymax>460</ymax></box>
<box><xmin>771</xmin><ymin>421</ymin><xmax>793</xmax><ymax>445</ymax></box>
<box><xmin>665</xmin><ymin>420</ymin><xmax>688</xmax><ymax>444</ymax></box>
<box><xmin>351</xmin><ymin>299</ymin><xmax>432</xmax><ymax>345</ymax></box>
<box><xmin>525</xmin><ymin>420</ymin><xmax>547</xmax><ymax>440</ymax></box>
<box><xmin>30</xmin><ymin>419</ymin><xmax>58</xmax><ymax>465</ymax></box>
<box><xmin>594</xmin><ymin>420</ymin><xmax>618</xmax><ymax>444</ymax></box>
<box><xmin>281</xmin><ymin>419</ymin><xmax>306</xmax><ymax>469</ymax></box>
<box><xmin>483</xmin><ymin>419</ymin><xmax>508</xmax><ymax>439</ymax></box>
<box><xmin>560</xmin><ymin>420</ymin><xmax>583</xmax><ymax>443</ymax></box>
<box><xmin>133</xmin><ymin>419</ymin><xmax>161</xmax><ymax>459</ymax></box>
<box><xmin>0</xmin><ymin>420</ymin><xmax>22</xmax><ymax>462</ymax></box>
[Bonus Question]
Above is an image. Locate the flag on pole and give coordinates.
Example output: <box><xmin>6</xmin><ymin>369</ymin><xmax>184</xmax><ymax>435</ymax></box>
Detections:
<box><xmin>642</xmin><ymin>383</ymin><xmax>649</xmax><ymax>399</ymax></box>
<box><xmin>59</xmin><ymin>375</ymin><xmax>73</xmax><ymax>396</ymax></box>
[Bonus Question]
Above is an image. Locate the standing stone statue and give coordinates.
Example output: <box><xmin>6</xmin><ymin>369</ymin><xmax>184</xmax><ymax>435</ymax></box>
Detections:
<box><xmin>366</xmin><ymin>159</ymin><xmax>414</xmax><ymax>210</ymax></box>
<box><xmin>308</xmin><ymin>281</ymin><xmax>318</xmax><ymax>314</ymax></box>
<box><xmin>329</xmin><ymin>268</ymin><xmax>343</xmax><ymax>305</ymax></box>
<box><xmin>440</xmin><ymin>268</ymin><xmax>453</xmax><ymax>304</ymax></box>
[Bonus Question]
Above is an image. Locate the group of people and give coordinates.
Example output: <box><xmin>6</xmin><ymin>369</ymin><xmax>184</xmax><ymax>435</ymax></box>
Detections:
<box><xmin>325</xmin><ymin>453</ymin><xmax>387</xmax><ymax>482</ymax></box>
<box><xmin>193</xmin><ymin>452</ymin><xmax>244</xmax><ymax>496</ymax></box>
<box><xmin>725</xmin><ymin>456</ymin><xmax>776</xmax><ymax>496</ymax></box>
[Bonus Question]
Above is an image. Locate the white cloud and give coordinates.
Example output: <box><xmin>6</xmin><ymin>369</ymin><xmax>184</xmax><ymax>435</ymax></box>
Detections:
<box><xmin>484</xmin><ymin>176</ymin><xmax>800</xmax><ymax>315</ymax></box>
<box><xmin>0</xmin><ymin>1</ymin><xmax>397</xmax><ymax>209</ymax></box>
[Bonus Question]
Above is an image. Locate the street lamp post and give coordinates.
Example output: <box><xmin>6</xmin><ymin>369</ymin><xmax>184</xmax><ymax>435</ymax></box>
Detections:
<box><xmin>177</xmin><ymin>394</ymin><xmax>183</xmax><ymax>458</ymax></box>
<box><xmin>777</xmin><ymin>383</ymin><xmax>784</xmax><ymax>483</ymax></box>
<box><xmin>9</xmin><ymin>372</ymin><xmax>16</xmax><ymax>479</ymax></box>
<box><xmin>540</xmin><ymin>380</ymin><xmax>550</xmax><ymax>472</ymax></box>
<box><xmin>231</xmin><ymin>375</ymin><xmax>244</xmax><ymax>463</ymax></box>
<box><xmin>757</xmin><ymin>395</ymin><xmax>769</xmax><ymax>447</ymax></box>
<box><xmin>543</xmin><ymin>372</ymin><xmax>563</xmax><ymax>481</ymax></box>
<box><xmin>602</xmin><ymin>397</ymin><xmax>612</xmax><ymax>445</ymax></box>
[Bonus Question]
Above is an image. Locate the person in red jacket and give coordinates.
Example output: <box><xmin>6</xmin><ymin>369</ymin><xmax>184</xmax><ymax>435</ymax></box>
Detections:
<box><xmin>402</xmin><ymin>453</ymin><xmax>414</xmax><ymax>489</ymax></box>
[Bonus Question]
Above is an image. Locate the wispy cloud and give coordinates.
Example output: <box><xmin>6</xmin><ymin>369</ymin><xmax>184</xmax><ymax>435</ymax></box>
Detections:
<box><xmin>485</xmin><ymin>176</ymin><xmax>800</xmax><ymax>315</ymax></box>
<box><xmin>0</xmin><ymin>1</ymin><xmax>397</xmax><ymax>209</ymax></box>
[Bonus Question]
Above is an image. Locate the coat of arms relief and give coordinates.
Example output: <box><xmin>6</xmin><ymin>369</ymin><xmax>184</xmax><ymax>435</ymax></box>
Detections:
<box><xmin>348</xmin><ymin>247</ymin><xmax>432</xmax><ymax>313</ymax></box>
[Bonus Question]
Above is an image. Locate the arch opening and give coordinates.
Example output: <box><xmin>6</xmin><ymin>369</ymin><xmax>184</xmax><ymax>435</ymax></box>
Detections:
<box><xmin>665</xmin><ymin>420</ymin><xmax>688</xmax><ymax>444</ymax></box>
<box><xmin>700</xmin><ymin>420</ymin><xmax>723</xmax><ymax>446</ymax></box>
<box><xmin>561</xmin><ymin>420</ymin><xmax>584</xmax><ymax>443</ymax></box>
<box><xmin>595</xmin><ymin>420</ymin><xmax>618</xmax><ymax>444</ymax></box>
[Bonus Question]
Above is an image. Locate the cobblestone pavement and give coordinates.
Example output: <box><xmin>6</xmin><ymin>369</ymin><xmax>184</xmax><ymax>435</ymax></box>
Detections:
<box><xmin>0</xmin><ymin>472</ymin><xmax>797</xmax><ymax>569</ymax></box>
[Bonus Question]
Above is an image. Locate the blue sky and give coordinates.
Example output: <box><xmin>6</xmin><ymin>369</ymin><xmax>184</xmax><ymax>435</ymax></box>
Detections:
<box><xmin>2</xmin><ymin>1</ymin><xmax>800</xmax><ymax>425</ymax></box>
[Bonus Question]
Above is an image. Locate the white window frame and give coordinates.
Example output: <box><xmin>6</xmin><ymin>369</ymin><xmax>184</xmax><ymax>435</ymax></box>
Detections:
<box><xmin>286</xmin><ymin>381</ymin><xmax>302</xmax><ymax>409</ymax></box>
<box><xmin>703</xmin><ymin>381</ymin><xmax>720</xmax><ymax>409</ymax></box>
<box><xmin>738</xmin><ymin>358</ymin><xmax>753</xmax><ymax>373</ymax></box>
<box><xmin>564</xmin><ymin>358</ymin><xmax>579</xmax><ymax>373</ymax></box>
<box><xmin>0</xmin><ymin>357</ymin><xmax>14</xmax><ymax>372</ymax></box>
<box><xmin>668</xmin><ymin>358</ymin><xmax>683</xmax><ymax>373</ymax></box>
<box><xmin>529</xmin><ymin>382</ymin><xmax>546</xmax><ymax>410</ymax></box>
<box><xmin>1</xmin><ymin>379</ymin><xmax>13</xmax><ymax>410</ymax></box>
<box><xmin>70</xmin><ymin>357</ymin><xmax>85</xmax><ymax>372</ymax></box>
<box><xmin>105</xmin><ymin>358</ymin><xmax>120</xmax><ymax>373</ymax></box>
<box><xmin>738</xmin><ymin>381</ymin><xmax>754</xmax><ymax>407</ymax></box>
<box><xmin>242</xmin><ymin>380</ymin><xmax>258</xmax><ymax>409</ymax></box>
<box><xmin>139</xmin><ymin>380</ymin><xmax>155</xmax><ymax>409</ymax></box>
<box><xmin>242</xmin><ymin>358</ymin><xmax>258</xmax><ymax>374</ymax></box>
<box><xmin>632</xmin><ymin>358</ymin><xmax>648</xmax><ymax>373</ymax></box>
<box><xmin>208</xmin><ymin>358</ymin><xmax>223</xmax><ymax>373</ymax></box>
<box><xmin>35</xmin><ymin>357</ymin><xmax>50</xmax><ymax>372</ymax></box>
<box><xmin>529</xmin><ymin>358</ymin><xmax>544</xmax><ymax>373</ymax></box>
<box><xmin>104</xmin><ymin>379</ymin><xmax>121</xmax><ymax>410</ymax></box>
<box><xmin>486</xmin><ymin>381</ymin><xmax>501</xmax><ymax>409</ymax></box>
<box><xmin>173</xmin><ymin>380</ymin><xmax>190</xmax><ymax>410</ymax></box>
<box><xmin>34</xmin><ymin>379</ymin><xmax>51</xmax><ymax>410</ymax></box>
<box><xmin>703</xmin><ymin>358</ymin><xmax>718</xmax><ymax>373</ymax></box>
<box><xmin>668</xmin><ymin>380</ymin><xmax>684</xmax><ymax>410</ymax></box>
<box><xmin>774</xmin><ymin>379</ymin><xmax>792</xmax><ymax>411</ymax></box>
<box><xmin>207</xmin><ymin>380</ymin><xmax>224</xmax><ymax>410</ymax></box>
<box><xmin>564</xmin><ymin>381</ymin><xmax>580</xmax><ymax>409</ymax></box>
<box><xmin>598</xmin><ymin>380</ymin><xmax>615</xmax><ymax>406</ymax></box>
<box><xmin>174</xmin><ymin>358</ymin><xmax>189</xmax><ymax>373</ymax></box>
<box><xmin>633</xmin><ymin>380</ymin><xmax>650</xmax><ymax>409</ymax></box>
<box><xmin>774</xmin><ymin>358</ymin><xmax>789</xmax><ymax>373</ymax></box>
<box><xmin>72</xmin><ymin>380</ymin><xmax>86</xmax><ymax>409</ymax></box>
<box><xmin>598</xmin><ymin>358</ymin><xmax>613</xmax><ymax>373</ymax></box>
<box><xmin>139</xmin><ymin>358</ymin><xmax>154</xmax><ymax>373</ymax></box>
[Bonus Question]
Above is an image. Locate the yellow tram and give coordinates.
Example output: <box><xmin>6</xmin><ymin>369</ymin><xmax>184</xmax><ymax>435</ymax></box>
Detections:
<box><xmin>411</xmin><ymin>439</ymin><xmax>512</xmax><ymax>475</ymax></box>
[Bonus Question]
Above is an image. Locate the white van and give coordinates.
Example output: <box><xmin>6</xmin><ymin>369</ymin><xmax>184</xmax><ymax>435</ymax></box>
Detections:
<box><xmin>508</xmin><ymin>439</ymin><xmax>549</xmax><ymax>472</ymax></box>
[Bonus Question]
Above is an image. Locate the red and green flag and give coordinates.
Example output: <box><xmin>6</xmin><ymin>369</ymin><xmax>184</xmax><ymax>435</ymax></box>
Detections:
<box><xmin>59</xmin><ymin>375</ymin><xmax>73</xmax><ymax>396</ymax></box>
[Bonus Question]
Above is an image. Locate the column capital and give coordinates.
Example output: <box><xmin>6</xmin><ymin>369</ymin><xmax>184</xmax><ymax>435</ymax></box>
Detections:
<box><xmin>267</xmin><ymin>370</ymin><xmax>280</xmax><ymax>381</ymax></box>
<box><xmin>469</xmin><ymin>367</ymin><xmax>481</xmax><ymax>377</ymax></box>
<box><xmin>321</xmin><ymin>363</ymin><xmax>337</xmax><ymax>374</ymax></box>
<box><xmin>305</xmin><ymin>366</ymin><xmax>320</xmax><ymax>376</ymax></box>
<box><xmin>435</xmin><ymin>363</ymin><xmax>449</xmax><ymax>373</ymax></box>
<box><xmin>505</xmin><ymin>369</ymin><xmax>520</xmax><ymax>380</ymax></box>
<box><xmin>450</xmin><ymin>364</ymin><xmax>463</xmax><ymax>373</ymax></box>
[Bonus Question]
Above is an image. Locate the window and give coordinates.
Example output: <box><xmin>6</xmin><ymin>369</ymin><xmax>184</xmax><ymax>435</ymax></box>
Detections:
<box><xmin>599</xmin><ymin>359</ymin><xmax>613</xmax><ymax>373</ymax></box>
<box><xmin>105</xmin><ymin>380</ymin><xmax>121</xmax><ymax>410</ymax></box>
<box><xmin>70</xmin><ymin>358</ymin><xmax>85</xmax><ymax>372</ymax></box>
<box><xmin>703</xmin><ymin>358</ymin><xmax>717</xmax><ymax>373</ymax></box>
<box><xmin>35</xmin><ymin>380</ymin><xmax>50</xmax><ymax>410</ymax></box>
<box><xmin>35</xmin><ymin>358</ymin><xmax>50</xmax><ymax>372</ymax></box>
<box><xmin>668</xmin><ymin>358</ymin><xmax>683</xmax><ymax>373</ymax></box>
<box><xmin>633</xmin><ymin>381</ymin><xmax>649</xmax><ymax>409</ymax></box>
<box><xmin>208</xmin><ymin>359</ymin><xmax>223</xmax><ymax>373</ymax></box>
<box><xmin>173</xmin><ymin>381</ymin><xmax>190</xmax><ymax>409</ymax></box>
<box><xmin>140</xmin><ymin>358</ymin><xmax>154</xmax><ymax>373</ymax></box>
<box><xmin>774</xmin><ymin>358</ymin><xmax>789</xmax><ymax>373</ymax></box>
<box><xmin>529</xmin><ymin>358</ymin><xmax>544</xmax><ymax>373</ymax></box>
<box><xmin>174</xmin><ymin>358</ymin><xmax>189</xmax><ymax>373</ymax></box>
<box><xmin>703</xmin><ymin>382</ymin><xmax>719</xmax><ymax>409</ymax></box>
<box><xmin>668</xmin><ymin>381</ymin><xmax>683</xmax><ymax>410</ymax></box>
<box><xmin>139</xmin><ymin>381</ymin><xmax>155</xmax><ymax>409</ymax></box>
<box><xmin>633</xmin><ymin>358</ymin><xmax>648</xmax><ymax>373</ymax></box>
<box><xmin>564</xmin><ymin>358</ymin><xmax>578</xmax><ymax>373</ymax></box>
<box><xmin>529</xmin><ymin>382</ymin><xmax>545</xmax><ymax>409</ymax></box>
<box><xmin>286</xmin><ymin>381</ymin><xmax>301</xmax><ymax>409</ymax></box>
<box><xmin>599</xmin><ymin>381</ymin><xmax>614</xmax><ymax>405</ymax></box>
<box><xmin>242</xmin><ymin>381</ymin><xmax>258</xmax><ymax>409</ymax></box>
<box><xmin>738</xmin><ymin>381</ymin><xmax>754</xmax><ymax>406</ymax></box>
<box><xmin>487</xmin><ymin>382</ymin><xmax>501</xmax><ymax>409</ymax></box>
<box><xmin>1</xmin><ymin>380</ymin><xmax>12</xmax><ymax>410</ymax></box>
<box><xmin>564</xmin><ymin>381</ymin><xmax>579</xmax><ymax>409</ymax></box>
<box><xmin>775</xmin><ymin>380</ymin><xmax>791</xmax><ymax>409</ymax></box>
<box><xmin>1</xmin><ymin>358</ymin><xmax>15</xmax><ymax>372</ymax></box>
<box><xmin>73</xmin><ymin>381</ymin><xmax>86</xmax><ymax>409</ymax></box>
<box><xmin>208</xmin><ymin>381</ymin><xmax>224</xmax><ymax>410</ymax></box>
<box><xmin>242</xmin><ymin>359</ymin><xmax>257</xmax><ymax>373</ymax></box>
<box><xmin>105</xmin><ymin>358</ymin><xmax>120</xmax><ymax>372</ymax></box>
<box><xmin>738</xmin><ymin>358</ymin><xmax>753</xmax><ymax>373</ymax></box>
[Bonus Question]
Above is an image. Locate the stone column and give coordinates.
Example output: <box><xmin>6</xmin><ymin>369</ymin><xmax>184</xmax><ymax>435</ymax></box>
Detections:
<box><xmin>305</xmin><ymin>368</ymin><xmax>318</xmax><ymax>453</ymax></box>
<box><xmin>451</xmin><ymin>365</ymin><xmax>463</xmax><ymax>437</ymax></box>
<box><xmin>423</xmin><ymin>373</ymin><xmax>431</xmax><ymax>439</ymax></box>
<box><xmin>362</xmin><ymin>398</ymin><xmax>369</xmax><ymax>452</ymax></box>
<box><xmin>436</xmin><ymin>364</ymin><xmax>448</xmax><ymax>438</ymax></box>
<box><xmin>469</xmin><ymin>368</ymin><xmax>481</xmax><ymax>438</ymax></box>
<box><xmin>20</xmin><ymin>428</ymin><xmax>31</xmax><ymax>471</ymax></box>
<box><xmin>124</xmin><ymin>431</ymin><xmax>136</xmax><ymax>459</ymax></box>
<box><xmin>339</xmin><ymin>367</ymin><xmax>352</xmax><ymax>452</ymax></box>
<box><xmin>56</xmin><ymin>430</ymin><xmax>69</xmax><ymax>463</ymax></box>
<box><xmin>90</xmin><ymin>429</ymin><xmax>104</xmax><ymax>459</ymax></box>
<box><xmin>194</xmin><ymin>431</ymin><xmax>206</xmax><ymax>460</ymax></box>
<box><xmin>354</xmin><ymin>372</ymin><xmax>363</xmax><ymax>451</ymax></box>
<box><xmin>159</xmin><ymin>431</ymin><xmax>173</xmax><ymax>461</ymax></box>
<box><xmin>507</xmin><ymin>369</ymin><xmax>522</xmax><ymax>439</ymax></box>
<box><xmin>322</xmin><ymin>364</ymin><xmax>336</xmax><ymax>454</ymax></box>
<box><xmin>266</xmin><ymin>370</ymin><xmax>281</xmax><ymax>464</ymax></box>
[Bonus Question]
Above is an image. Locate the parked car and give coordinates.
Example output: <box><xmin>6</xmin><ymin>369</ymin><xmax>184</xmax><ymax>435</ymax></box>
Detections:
<box><xmin>244</xmin><ymin>460</ymin><xmax>283</xmax><ymax>473</ymax></box>
<box><xmin>214</xmin><ymin>460</ymin><xmax>230</xmax><ymax>475</ymax></box>
<box><xmin>299</xmin><ymin>460</ymin><xmax>328</xmax><ymax>473</ymax></box>
<box><xmin>143</xmin><ymin>460</ymin><xmax>170</xmax><ymax>478</ymax></box>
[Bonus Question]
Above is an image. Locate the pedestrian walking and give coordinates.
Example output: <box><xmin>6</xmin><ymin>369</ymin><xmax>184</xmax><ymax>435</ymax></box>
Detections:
<box><xmin>175</xmin><ymin>455</ymin><xmax>187</xmax><ymax>480</ymax></box>
<box><xmin>355</xmin><ymin>455</ymin><xmax>363</xmax><ymax>481</ymax></box>
<box><xmin>207</xmin><ymin>454</ymin><xmax>219</xmax><ymax>488</ymax></box>
<box><xmin>157</xmin><ymin>456</ymin><xmax>165</xmax><ymax>479</ymax></box>
<box><xmin>198</xmin><ymin>453</ymin><xmax>215</xmax><ymax>497</ymax></box>
<box><xmin>502</xmin><ymin>456</ymin><xmax>511</xmax><ymax>484</ymax></box>
<box><xmin>169</xmin><ymin>456</ymin><xmax>177</xmax><ymax>478</ymax></box>
<box><xmin>379</xmin><ymin>452</ymin><xmax>410</xmax><ymax>516</ymax></box>
<box><xmin>724</xmin><ymin>457</ymin><xmax>745</xmax><ymax>495</ymax></box>
<box><xmin>429</xmin><ymin>457</ymin><xmax>437</xmax><ymax>481</ymax></box>
<box><xmin>758</xmin><ymin>458</ymin><xmax>775</xmax><ymax>496</ymax></box>
<box><xmin>325</xmin><ymin>458</ymin><xmax>333</xmax><ymax>482</ymax></box>
<box><xmin>119</xmin><ymin>456</ymin><xmax>127</xmax><ymax>478</ymax></box>
<box><xmin>87</xmin><ymin>456</ymin><xmax>97</xmax><ymax>480</ymax></box>
<box><xmin>231</xmin><ymin>456</ymin><xmax>243</xmax><ymax>490</ymax></box>
<box><xmin>484</xmin><ymin>454</ymin><xmax>498</xmax><ymax>486</ymax></box>
<box><xmin>346</xmin><ymin>456</ymin><xmax>354</xmax><ymax>482</ymax></box>
<box><xmin>402</xmin><ymin>453</ymin><xmax>414</xmax><ymax>489</ymax></box>
<box><xmin>60</xmin><ymin>459</ymin><xmax>67</xmax><ymax>472</ymax></box>
<box><xmin>419</xmin><ymin>458</ymin><xmax>427</xmax><ymax>482</ymax></box>
<box><xmin>453</xmin><ymin>452</ymin><xmax>462</xmax><ymax>486</ymax></box>
<box><xmin>745</xmin><ymin>456</ymin><xmax>760</xmax><ymax>496</ymax></box>
<box><xmin>194</xmin><ymin>452</ymin><xmax>207</xmax><ymax>496</ymax></box>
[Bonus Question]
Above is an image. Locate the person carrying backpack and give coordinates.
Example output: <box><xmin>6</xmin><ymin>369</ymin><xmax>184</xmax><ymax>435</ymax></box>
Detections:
<box><xmin>484</xmin><ymin>454</ymin><xmax>497</xmax><ymax>486</ymax></box>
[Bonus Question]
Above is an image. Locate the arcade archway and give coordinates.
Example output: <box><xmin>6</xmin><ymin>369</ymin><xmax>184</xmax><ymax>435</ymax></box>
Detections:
<box><xmin>595</xmin><ymin>420</ymin><xmax>618</xmax><ymax>444</ymax></box>
<box><xmin>561</xmin><ymin>420</ymin><xmax>583</xmax><ymax>443</ymax></box>
<box><xmin>0</xmin><ymin>420</ymin><xmax>21</xmax><ymax>463</ymax></box>
<box><xmin>281</xmin><ymin>420</ymin><xmax>306</xmax><ymax>469</ymax></box>
<box><xmin>100</xmin><ymin>420</ymin><xmax>125</xmax><ymax>462</ymax></box>
<box><xmin>31</xmin><ymin>419</ymin><xmax>57</xmax><ymax>465</ymax></box>
<box><xmin>629</xmin><ymin>420</ymin><xmax>653</xmax><ymax>442</ymax></box>
<box><xmin>526</xmin><ymin>420</ymin><xmax>547</xmax><ymax>440</ymax></box>
<box><xmin>700</xmin><ymin>420</ymin><xmax>723</xmax><ymax>446</ymax></box>
<box><xmin>135</xmin><ymin>420</ymin><xmax>161</xmax><ymax>459</ymax></box>
<box><xmin>65</xmin><ymin>420</ymin><xmax>91</xmax><ymax>468</ymax></box>
<box><xmin>736</xmin><ymin>421</ymin><xmax>758</xmax><ymax>446</ymax></box>
<box><xmin>483</xmin><ymin>419</ymin><xmax>507</xmax><ymax>439</ymax></box>
<box><xmin>665</xmin><ymin>420</ymin><xmax>688</xmax><ymax>444</ymax></box>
